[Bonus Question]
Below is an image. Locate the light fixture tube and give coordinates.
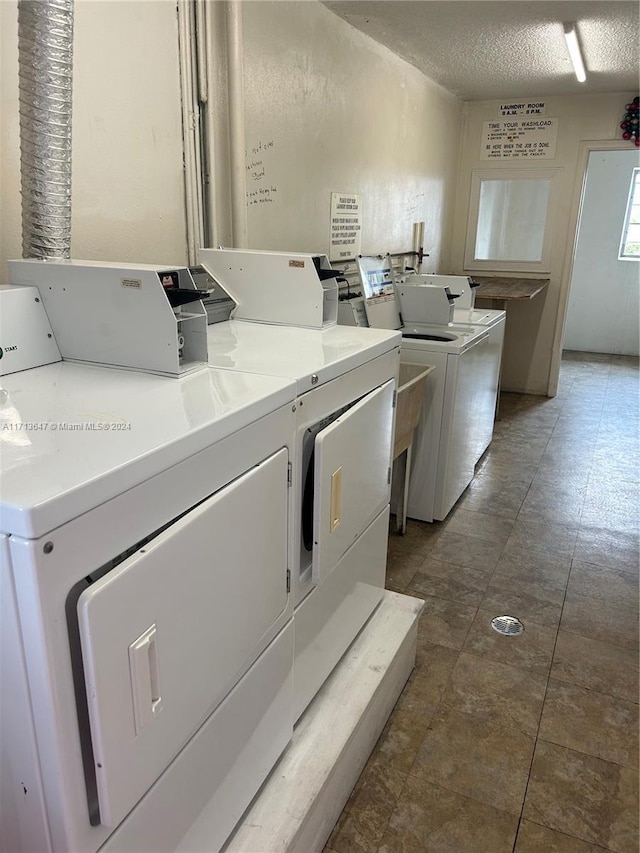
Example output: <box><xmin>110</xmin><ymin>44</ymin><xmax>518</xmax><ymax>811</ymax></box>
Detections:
<box><xmin>564</xmin><ymin>23</ymin><xmax>586</xmax><ymax>83</ymax></box>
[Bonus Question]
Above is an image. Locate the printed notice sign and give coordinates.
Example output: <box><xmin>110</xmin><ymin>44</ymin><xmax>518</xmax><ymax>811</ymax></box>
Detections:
<box><xmin>330</xmin><ymin>192</ymin><xmax>362</xmax><ymax>261</ymax></box>
<box><xmin>481</xmin><ymin>118</ymin><xmax>558</xmax><ymax>160</ymax></box>
<box><xmin>498</xmin><ymin>101</ymin><xmax>547</xmax><ymax>116</ymax></box>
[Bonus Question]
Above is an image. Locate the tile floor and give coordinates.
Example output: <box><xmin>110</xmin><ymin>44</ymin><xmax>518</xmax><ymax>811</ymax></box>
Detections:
<box><xmin>326</xmin><ymin>352</ymin><xmax>639</xmax><ymax>853</ymax></box>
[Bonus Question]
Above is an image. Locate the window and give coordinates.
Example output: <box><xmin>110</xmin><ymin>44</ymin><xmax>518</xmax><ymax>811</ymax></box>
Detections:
<box><xmin>464</xmin><ymin>169</ymin><xmax>561</xmax><ymax>273</ymax></box>
<box><xmin>619</xmin><ymin>168</ymin><xmax>640</xmax><ymax>260</ymax></box>
<box><xmin>475</xmin><ymin>178</ymin><xmax>551</xmax><ymax>262</ymax></box>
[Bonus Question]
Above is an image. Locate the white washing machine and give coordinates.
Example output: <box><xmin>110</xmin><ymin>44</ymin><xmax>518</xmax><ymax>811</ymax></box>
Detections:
<box><xmin>354</xmin><ymin>257</ymin><xmax>502</xmax><ymax>523</ymax></box>
<box><xmin>400</xmin><ymin>271</ymin><xmax>506</xmax><ymax>329</ymax></box>
<box><xmin>396</xmin><ymin>275</ymin><xmax>506</xmax><ymax>462</ymax></box>
<box><xmin>400</xmin><ymin>324</ymin><xmax>495</xmax><ymax>521</ymax></box>
<box><xmin>200</xmin><ymin>249</ymin><xmax>401</xmax><ymax>721</ymax></box>
<box><xmin>0</xmin><ymin>267</ymin><xmax>298</xmax><ymax>853</ymax></box>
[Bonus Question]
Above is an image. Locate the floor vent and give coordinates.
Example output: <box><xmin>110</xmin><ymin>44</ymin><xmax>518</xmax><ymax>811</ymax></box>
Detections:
<box><xmin>490</xmin><ymin>615</ymin><xmax>524</xmax><ymax>636</ymax></box>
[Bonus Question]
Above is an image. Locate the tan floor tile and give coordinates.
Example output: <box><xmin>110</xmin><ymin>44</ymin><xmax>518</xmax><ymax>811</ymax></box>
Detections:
<box><xmin>462</xmin><ymin>608</ymin><xmax>557</xmax><ymax>676</ymax></box>
<box><xmin>442</xmin><ymin>508</ymin><xmax>515</xmax><ymax>544</ymax></box>
<box><xmin>387</xmin><ymin>520</ymin><xmax>444</xmax><ymax>557</ymax></box>
<box><xmin>458</xmin><ymin>484</ymin><xmax>527</xmax><ymax>521</ymax></box>
<box><xmin>503</xmin><ymin>519</ymin><xmax>579</xmax><ymax>561</ymax></box>
<box><xmin>551</xmin><ymin>630</ymin><xmax>639</xmax><ymax>703</ymax></box>
<box><xmin>326</xmin><ymin>762</ymin><xmax>408</xmax><ymax>851</ymax></box>
<box><xmin>369</xmin><ymin>704</ymin><xmax>433</xmax><ymax>776</ymax></box>
<box><xmin>399</xmin><ymin>642</ymin><xmax>459</xmax><ymax>708</ymax></box>
<box><xmin>583</xmin><ymin>479</ymin><xmax>640</xmax><ymax>522</ymax></box>
<box><xmin>329</xmin><ymin>357</ymin><xmax>639</xmax><ymax>853</ymax></box>
<box><xmin>574</xmin><ymin>527</ymin><xmax>639</xmax><ymax>575</ymax></box>
<box><xmin>580</xmin><ymin>507</ymin><xmax>640</xmax><ymax>537</ymax></box>
<box><xmin>385</xmin><ymin>551</ymin><xmax>424</xmax><ymax>592</ymax></box>
<box><xmin>515</xmin><ymin>820</ymin><xmax>608</xmax><ymax>852</ymax></box>
<box><xmin>422</xmin><ymin>530</ymin><xmax>505</xmax><ymax>571</ymax></box>
<box><xmin>490</xmin><ymin>551</ymin><xmax>571</xmax><ymax>602</ymax></box>
<box><xmin>411</xmin><ymin>709</ymin><xmax>535</xmax><ymax>815</ymax></box>
<box><xmin>439</xmin><ymin>652</ymin><xmax>546</xmax><ymax>736</ymax></box>
<box><xmin>480</xmin><ymin>584</ymin><xmax>563</xmax><ymax>628</ymax></box>
<box><xmin>567</xmin><ymin>560</ymin><xmax>639</xmax><ymax>606</ymax></box>
<box><xmin>560</xmin><ymin>591</ymin><xmax>639</xmax><ymax>651</ymax></box>
<box><xmin>538</xmin><ymin>680</ymin><xmax>639</xmax><ymax>768</ymax></box>
<box><xmin>327</xmin><ymin>812</ymin><xmax>378</xmax><ymax>853</ymax></box>
<box><xmin>519</xmin><ymin>482</ymin><xmax>586</xmax><ymax>524</ymax></box>
<box><xmin>410</xmin><ymin>593</ymin><xmax>477</xmax><ymax>650</ymax></box>
<box><xmin>523</xmin><ymin>740</ymin><xmax>639</xmax><ymax>852</ymax></box>
<box><xmin>407</xmin><ymin>557</ymin><xmax>492</xmax><ymax>607</ymax></box>
<box><xmin>377</xmin><ymin>776</ymin><xmax>518</xmax><ymax>853</ymax></box>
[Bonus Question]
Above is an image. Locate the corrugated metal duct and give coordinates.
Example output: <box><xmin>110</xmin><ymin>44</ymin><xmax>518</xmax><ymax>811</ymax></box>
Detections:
<box><xmin>18</xmin><ymin>0</ymin><xmax>74</xmax><ymax>259</ymax></box>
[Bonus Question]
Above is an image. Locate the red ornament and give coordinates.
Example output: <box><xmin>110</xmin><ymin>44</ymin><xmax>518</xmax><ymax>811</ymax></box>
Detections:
<box><xmin>621</xmin><ymin>96</ymin><xmax>640</xmax><ymax>143</ymax></box>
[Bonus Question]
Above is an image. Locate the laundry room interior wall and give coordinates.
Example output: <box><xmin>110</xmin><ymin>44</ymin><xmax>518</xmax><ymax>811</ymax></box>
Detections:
<box><xmin>1</xmin><ymin>0</ymin><xmax>462</xmax><ymax>282</ymax></box>
<box><xmin>450</xmin><ymin>93</ymin><xmax>636</xmax><ymax>396</ymax></box>
<box><xmin>238</xmin><ymin>1</ymin><xmax>463</xmax><ymax>268</ymax></box>
<box><xmin>0</xmin><ymin>0</ymin><xmax>188</xmax><ymax>280</ymax></box>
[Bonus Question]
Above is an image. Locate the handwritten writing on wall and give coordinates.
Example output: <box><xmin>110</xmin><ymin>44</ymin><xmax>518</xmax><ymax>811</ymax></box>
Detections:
<box><xmin>245</xmin><ymin>139</ymin><xmax>279</xmax><ymax>206</ymax></box>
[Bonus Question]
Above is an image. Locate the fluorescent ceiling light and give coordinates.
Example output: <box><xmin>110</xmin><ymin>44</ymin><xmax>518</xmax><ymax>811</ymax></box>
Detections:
<box><xmin>564</xmin><ymin>23</ymin><xmax>586</xmax><ymax>83</ymax></box>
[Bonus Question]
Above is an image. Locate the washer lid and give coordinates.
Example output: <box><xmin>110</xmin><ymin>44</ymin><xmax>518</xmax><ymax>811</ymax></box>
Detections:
<box><xmin>400</xmin><ymin>322</ymin><xmax>488</xmax><ymax>353</ymax></box>
<box><xmin>452</xmin><ymin>307</ymin><xmax>506</xmax><ymax>327</ymax></box>
<box><xmin>0</xmin><ymin>361</ymin><xmax>295</xmax><ymax>538</ymax></box>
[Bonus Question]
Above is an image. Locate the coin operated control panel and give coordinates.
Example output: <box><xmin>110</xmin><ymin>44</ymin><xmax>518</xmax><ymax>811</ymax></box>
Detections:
<box><xmin>6</xmin><ymin>259</ymin><xmax>210</xmax><ymax>377</ymax></box>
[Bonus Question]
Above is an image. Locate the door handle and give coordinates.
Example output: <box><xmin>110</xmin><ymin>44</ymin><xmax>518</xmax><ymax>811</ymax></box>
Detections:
<box><xmin>129</xmin><ymin>624</ymin><xmax>162</xmax><ymax>734</ymax></box>
<box><xmin>330</xmin><ymin>467</ymin><xmax>342</xmax><ymax>532</ymax></box>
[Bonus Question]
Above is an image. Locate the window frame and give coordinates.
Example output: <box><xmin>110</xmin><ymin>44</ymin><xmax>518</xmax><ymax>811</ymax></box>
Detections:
<box><xmin>463</xmin><ymin>168</ymin><xmax>562</xmax><ymax>274</ymax></box>
<box><xmin>618</xmin><ymin>167</ymin><xmax>640</xmax><ymax>261</ymax></box>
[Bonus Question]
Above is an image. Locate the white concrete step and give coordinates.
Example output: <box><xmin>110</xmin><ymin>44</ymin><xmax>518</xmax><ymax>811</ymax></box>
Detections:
<box><xmin>224</xmin><ymin>589</ymin><xmax>424</xmax><ymax>853</ymax></box>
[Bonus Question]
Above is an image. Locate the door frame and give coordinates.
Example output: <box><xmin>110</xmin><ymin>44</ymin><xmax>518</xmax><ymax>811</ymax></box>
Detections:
<box><xmin>549</xmin><ymin>139</ymin><xmax>634</xmax><ymax>395</ymax></box>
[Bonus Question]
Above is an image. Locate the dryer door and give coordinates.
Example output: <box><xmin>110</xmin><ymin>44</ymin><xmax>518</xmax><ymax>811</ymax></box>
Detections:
<box><xmin>312</xmin><ymin>379</ymin><xmax>394</xmax><ymax>584</ymax></box>
<box><xmin>76</xmin><ymin>448</ymin><xmax>289</xmax><ymax>829</ymax></box>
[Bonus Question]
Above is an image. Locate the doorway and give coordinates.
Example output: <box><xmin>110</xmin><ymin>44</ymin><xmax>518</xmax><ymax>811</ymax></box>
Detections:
<box><xmin>563</xmin><ymin>148</ymin><xmax>639</xmax><ymax>356</ymax></box>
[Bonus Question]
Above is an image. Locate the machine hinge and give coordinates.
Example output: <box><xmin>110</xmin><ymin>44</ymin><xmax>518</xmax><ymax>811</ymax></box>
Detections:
<box><xmin>286</xmin><ymin>569</ymin><xmax>291</xmax><ymax>593</ymax></box>
<box><xmin>287</xmin><ymin>462</ymin><xmax>293</xmax><ymax>486</ymax></box>
<box><xmin>387</xmin><ymin>466</ymin><xmax>392</xmax><ymax>485</ymax></box>
<box><xmin>392</xmin><ymin>389</ymin><xmax>397</xmax><ymax>408</ymax></box>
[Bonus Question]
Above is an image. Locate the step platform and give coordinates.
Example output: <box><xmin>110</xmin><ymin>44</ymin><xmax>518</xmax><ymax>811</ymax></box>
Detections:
<box><xmin>224</xmin><ymin>589</ymin><xmax>424</xmax><ymax>853</ymax></box>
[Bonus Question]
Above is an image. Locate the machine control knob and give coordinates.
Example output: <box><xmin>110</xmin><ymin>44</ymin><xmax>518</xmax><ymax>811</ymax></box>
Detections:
<box><xmin>311</xmin><ymin>374</ymin><xmax>319</xmax><ymax>385</ymax></box>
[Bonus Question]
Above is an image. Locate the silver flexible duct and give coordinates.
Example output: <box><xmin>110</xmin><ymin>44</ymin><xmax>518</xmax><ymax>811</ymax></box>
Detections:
<box><xmin>18</xmin><ymin>0</ymin><xmax>74</xmax><ymax>259</ymax></box>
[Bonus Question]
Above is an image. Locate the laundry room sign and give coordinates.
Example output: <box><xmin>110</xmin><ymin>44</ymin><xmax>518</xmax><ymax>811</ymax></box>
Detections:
<box><xmin>481</xmin><ymin>118</ymin><xmax>558</xmax><ymax>160</ymax></box>
<box><xmin>329</xmin><ymin>192</ymin><xmax>362</xmax><ymax>261</ymax></box>
<box><xmin>498</xmin><ymin>101</ymin><xmax>547</xmax><ymax>116</ymax></box>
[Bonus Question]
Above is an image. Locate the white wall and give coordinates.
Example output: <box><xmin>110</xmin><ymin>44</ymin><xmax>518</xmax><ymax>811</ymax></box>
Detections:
<box><xmin>0</xmin><ymin>0</ymin><xmax>188</xmax><ymax>281</ymax></box>
<box><xmin>563</xmin><ymin>149</ymin><xmax>639</xmax><ymax>355</ymax></box>
<box><xmin>451</xmin><ymin>94</ymin><xmax>637</xmax><ymax>395</ymax></box>
<box><xmin>2</xmin><ymin>1</ymin><xmax>463</xmax><ymax>283</ymax></box>
<box><xmin>240</xmin><ymin>1</ymin><xmax>463</xmax><ymax>269</ymax></box>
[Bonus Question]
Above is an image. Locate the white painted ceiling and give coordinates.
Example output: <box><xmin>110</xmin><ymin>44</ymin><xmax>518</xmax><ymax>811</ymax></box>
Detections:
<box><xmin>322</xmin><ymin>1</ymin><xmax>640</xmax><ymax>99</ymax></box>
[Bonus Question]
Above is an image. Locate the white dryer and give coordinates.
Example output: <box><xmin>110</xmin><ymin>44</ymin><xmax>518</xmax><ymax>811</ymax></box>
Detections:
<box><xmin>200</xmin><ymin>249</ymin><xmax>401</xmax><ymax>721</ymax></box>
<box><xmin>0</xmin><ymin>271</ymin><xmax>298</xmax><ymax>853</ymax></box>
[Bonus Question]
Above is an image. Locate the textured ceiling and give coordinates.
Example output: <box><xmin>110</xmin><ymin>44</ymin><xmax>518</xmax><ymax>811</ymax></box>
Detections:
<box><xmin>322</xmin><ymin>1</ymin><xmax>640</xmax><ymax>99</ymax></box>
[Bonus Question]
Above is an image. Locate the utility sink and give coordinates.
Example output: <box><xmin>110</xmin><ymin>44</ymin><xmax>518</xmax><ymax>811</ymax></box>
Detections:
<box><xmin>392</xmin><ymin>362</ymin><xmax>435</xmax><ymax>534</ymax></box>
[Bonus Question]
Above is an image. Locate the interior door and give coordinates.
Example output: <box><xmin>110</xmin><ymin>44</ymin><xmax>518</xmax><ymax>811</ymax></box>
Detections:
<box><xmin>76</xmin><ymin>449</ymin><xmax>288</xmax><ymax>829</ymax></box>
<box><xmin>312</xmin><ymin>379</ymin><xmax>394</xmax><ymax>584</ymax></box>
